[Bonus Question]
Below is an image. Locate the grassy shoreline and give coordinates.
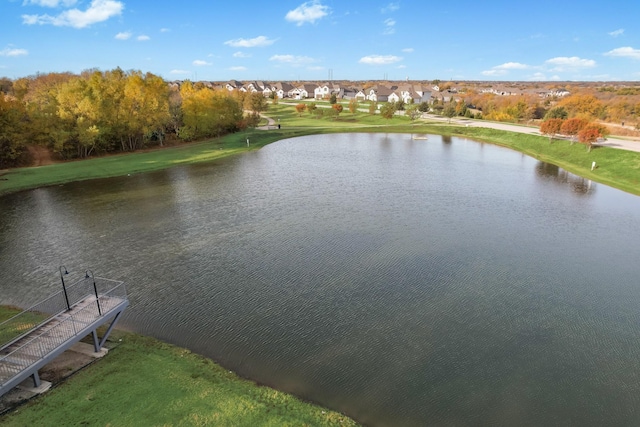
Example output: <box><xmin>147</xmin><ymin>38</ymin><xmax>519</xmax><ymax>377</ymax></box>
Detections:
<box><xmin>1</xmin><ymin>106</ymin><xmax>639</xmax><ymax>196</ymax></box>
<box><xmin>0</xmin><ymin>306</ymin><xmax>359</xmax><ymax>426</ymax></box>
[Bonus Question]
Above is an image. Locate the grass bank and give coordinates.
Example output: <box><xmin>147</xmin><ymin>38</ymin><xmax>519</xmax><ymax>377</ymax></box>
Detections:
<box><xmin>1</xmin><ymin>104</ymin><xmax>639</xmax><ymax>196</ymax></box>
<box><xmin>0</xmin><ymin>307</ymin><xmax>358</xmax><ymax>426</ymax></box>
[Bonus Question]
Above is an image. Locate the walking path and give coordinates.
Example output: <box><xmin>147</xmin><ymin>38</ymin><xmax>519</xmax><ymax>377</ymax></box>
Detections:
<box><xmin>258</xmin><ymin>105</ymin><xmax>640</xmax><ymax>153</ymax></box>
<box><xmin>256</xmin><ymin>114</ymin><xmax>277</xmax><ymax>130</ymax></box>
<box><xmin>422</xmin><ymin>114</ymin><xmax>640</xmax><ymax>153</ymax></box>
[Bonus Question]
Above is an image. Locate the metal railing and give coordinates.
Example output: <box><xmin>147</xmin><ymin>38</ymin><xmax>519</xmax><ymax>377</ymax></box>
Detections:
<box><xmin>0</xmin><ymin>278</ymin><xmax>128</xmax><ymax>386</ymax></box>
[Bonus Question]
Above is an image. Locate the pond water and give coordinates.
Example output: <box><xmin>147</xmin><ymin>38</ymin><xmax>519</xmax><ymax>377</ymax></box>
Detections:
<box><xmin>2</xmin><ymin>133</ymin><xmax>640</xmax><ymax>426</ymax></box>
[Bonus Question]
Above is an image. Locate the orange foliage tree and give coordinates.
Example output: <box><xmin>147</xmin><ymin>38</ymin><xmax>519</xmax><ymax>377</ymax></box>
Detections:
<box><xmin>540</xmin><ymin>118</ymin><xmax>564</xmax><ymax>142</ymax></box>
<box><xmin>560</xmin><ymin>118</ymin><xmax>589</xmax><ymax>140</ymax></box>
<box><xmin>578</xmin><ymin>126</ymin><xmax>601</xmax><ymax>151</ymax></box>
<box><xmin>558</xmin><ymin>94</ymin><xmax>604</xmax><ymax>119</ymax></box>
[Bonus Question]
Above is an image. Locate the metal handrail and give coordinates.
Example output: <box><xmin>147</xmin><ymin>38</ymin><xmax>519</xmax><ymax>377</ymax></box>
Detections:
<box><xmin>0</xmin><ymin>282</ymin><xmax>128</xmax><ymax>386</ymax></box>
<box><xmin>0</xmin><ymin>276</ymin><xmax>125</xmax><ymax>348</ymax></box>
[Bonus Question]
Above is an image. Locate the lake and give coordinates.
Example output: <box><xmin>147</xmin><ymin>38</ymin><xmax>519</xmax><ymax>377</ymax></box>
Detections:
<box><xmin>2</xmin><ymin>133</ymin><xmax>640</xmax><ymax>426</ymax></box>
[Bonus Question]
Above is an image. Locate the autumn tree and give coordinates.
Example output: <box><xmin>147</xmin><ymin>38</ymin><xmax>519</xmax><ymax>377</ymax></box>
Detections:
<box><xmin>544</xmin><ymin>106</ymin><xmax>568</xmax><ymax>120</ymax></box>
<box><xmin>380</xmin><ymin>102</ymin><xmax>397</xmax><ymax>119</ymax></box>
<box><xmin>18</xmin><ymin>73</ymin><xmax>71</xmax><ymax>151</ymax></box>
<box><xmin>307</xmin><ymin>102</ymin><xmax>317</xmax><ymax>115</ymax></box>
<box><xmin>540</xmin><ymin>118</ymin><xmax>564</xmax><ymax>142</ymax></box>
<box><xmin>454</xmin><ymin>100</ymin><xmax>468</xmax><ymax>117</ymax></box>
<box><xmin>406</xmin><ymin>105</ymin><xmax>421</xmax><ymax>121</ymax></box>
<box><xmin>329</xmin><ymin>93</ymin><xmax>337</xmax><ymax>104</ymax></box>
<box><xmin>250</xmin><ymin>112</ymin><xmax>262</xmax><ymax>128</ymax></box>
<box><xmin>578</xmin><ymin>126</ymin><xmax>602</xmax><ymax>152</ymax></box>
<box><xmin>180</xmin><ymin>83</ymin><xmax>242</xmax><ymax>141</ymax></box>
<box><xmin>443</xmin><ymin>105</ymin><xmax>456</xmax><ymax>122</ymax></box>
<box><xmin>244</xmin><ymin>91</ymin><xmax>268</xmax><ymax>114</ymax></box>
<box><xmin>348</xmin><ymin>98</ymin><xmax>358</xmax><ymax>114</ymax></box>
<box><xmin>120</xmin><ymin>71</ymin><xmax>170</xmax><ymax>149</ymax></box>
<box><xmin>417</xmin><ymin>102</ymin><xmax>430</xmax><ymax>113</ymax></box>
<box><xmin>0</xmin><ymin>93</ymin><xmax>29</xmax><ymax>168</ymax></box>
<box><xmin>54</xmin><ymin>76</ymin><xmax>100</xmax><ymax>158</ymax></box>
<box><xmin>525</xmin><ymin>104</ymin><xmax>547</xmax><ymax>120</ymax></box>
<box><xmin>560</xmin><ymin>118</ymin><xmax>589</xmax><ymax>142</ymax></box>
<box><xmin>0</xmin><ymin>77</ymin><xmax>13</xmax><ymax>94</ymax></box>
<box><xmin>331</xmin><ymin>103</ymin><xmax>343</xmax><ymax>119</ymax></box>
<box><xmin>368</xmin><ymin>102</ymin><xmax>377</xmax><ymax>115</ymax></box>
<box><xmin>295</xmin><ymin>103</ymin><xmax>306</xmax><ymax>116</ymax></box>
<box><xmin>558</xmin><ymin>94</ymin><xmax>605</xmax><ymax>119</ymax></box>
<box><xmin>167</xmin><ymin>85</ymin><xmax>183</xmax><ymax>136</ymax></box>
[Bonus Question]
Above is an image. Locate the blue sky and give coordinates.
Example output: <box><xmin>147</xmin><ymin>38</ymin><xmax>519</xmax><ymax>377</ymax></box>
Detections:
<box><xmin>2</xmin><ymin>0</ymin><xmax>640</xmax><ymax>82</ymax></box>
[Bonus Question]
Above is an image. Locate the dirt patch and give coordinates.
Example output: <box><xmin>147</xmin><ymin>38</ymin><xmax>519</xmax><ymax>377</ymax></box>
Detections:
<box><xmin>0</xmin><ymin>340</ymin><xmax>117</xmax><ymax>415</ymax></box>
<box><xmin>26</xmin><ymin>145</ymin><xmax>54</xmax><ymax>166</ymax></box>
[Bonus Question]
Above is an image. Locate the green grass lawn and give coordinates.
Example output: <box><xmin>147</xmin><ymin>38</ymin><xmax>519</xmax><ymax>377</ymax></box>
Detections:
<box><xmin>1</xmin><ymin>104</ymin><xmax>639</xmax><ymax>196</ymax></box>
<box><xmin>0</xmin><ymin>307</ymin><xmax>358</xmax><ymax>426</ymax></box>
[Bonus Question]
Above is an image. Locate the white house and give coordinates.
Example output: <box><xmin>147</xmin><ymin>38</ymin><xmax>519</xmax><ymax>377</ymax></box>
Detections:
<box><xmin>289</xmin><ymin>84</ymin><xmax>316</xmax><ymax>99</ymax></box>
<box><xmin>314</xmin><ymin>84</ymin><xmax>331</xmax><ymax>99</ymax></box>
<box><xmin>366</xmin><ymin>86</ymin><xmax>393</xmax><ymax>103</ymax></box>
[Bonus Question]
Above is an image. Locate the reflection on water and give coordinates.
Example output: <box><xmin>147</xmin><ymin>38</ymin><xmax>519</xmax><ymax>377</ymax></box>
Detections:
<box><xmin>1</xmin><ymin>133</ymin><xmax>640</xmax><ymax>426</ymax></box>
<box><xmin>535</xmin><ymin>161</ymin><xmax>595</xmax><ymax>196</ymax></box>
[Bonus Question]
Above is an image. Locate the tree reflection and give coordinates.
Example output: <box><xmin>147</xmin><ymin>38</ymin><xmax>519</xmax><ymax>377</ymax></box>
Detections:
<box><xmin>535</xmin><ymin>162</ymin><xmax>595</xmax><ymax>196</ymax></box>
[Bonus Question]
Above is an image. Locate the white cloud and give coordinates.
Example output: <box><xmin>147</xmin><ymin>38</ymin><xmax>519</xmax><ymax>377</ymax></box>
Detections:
<box><xmin>494</xmin><ymin>62</ymin><xmax>529</xmax><ymax>70</ymax></box>
<box><xmin>401</xmin><ymin>48</ymin><xmax>414</xmax><ymax>53</ymax></box>
<box><xmin>192</xmin><ymin>60</ymin><xmax>211</xmax><ymax>66</ymax></box>
<box><xmin>383</xmin><ymin>18</ymin><xmax>395</xmax><ymax>35</ymax></box>
<box><xmin>0</xmin><ymin>47</ymin><xmax>29</xmax><ymax>57</ymax></box>
<box><xmin>397</xmin><ymin>64</ymin><xmax>406</xmax><ymax>69</ymax></box>
<box><xmin>608</xmin><ymin>29</ymin><xmax>624</xmax><ymax>37</ymax></box>
<box><xmin>233</xmin><ymin>51</ymin><xmax>251</xmax><ymax>58</ymax></box>
<box><xmin>22</xmin><ymin>0</ymin><xmax>124</xmax><ymax>28</ymax></box>
<box><xmin>604</xmin><ymin>46</ymin><xmax>640</xmax><ymax>60</ymax></box>
<box><xmin>22</xmin><ymin>0</ymin><xmax>78</xmax><ymax>7</ymax></box>
<box><xmin>224</xmin><ymin>35</ymin><xmax>275</xmax><ymax>48</ymax></box>
<box><xmin>160</xmin><ymin>28</ymin><xmax>170</xmax><ymax>33</ymax></box>
<box><xmin>229</xmin><ymin>66</ymin><xmax>246</xmax><ymax>71</ymax></box>
<box><xmin>115</xmin><ymin>31</ymin><xmax>131</xmax><ymax>40</ymax></box>
<box><xmin>170</xmin><ymin>69</ymin><xmax>190</xmax><ymax>75</ymax></box>
<box><xmin>545</xmin><ymin>56</ymin><xmax>596</xmax><ymax>71</ymax></box>
<box><xmin>137</xmin><ymin>35</ymin><xmax>150</xmax><ymax>41</ymax></box>
<box><xmin>381</xmin><ymin>2</ymin><xmax>400</xmax><ymax>13</ymax></box>
<box><xmin>269</xmin><ymin>54</ymin><xmax>316</xmax><ymax>66</ymax></box>
<box><xmin>359</xmin><ymin>55</ymin><xmax>402</xmax><ymax>65</ymax></box>
<box><xmin>285</xmin><ymin>1</ymin><xmax>329</xmax><ymax>26</ymax></box>
<box><xmin>481</xmin><ymin>69</ymin><xmax>507</xmax><ymax>76</ymax></box>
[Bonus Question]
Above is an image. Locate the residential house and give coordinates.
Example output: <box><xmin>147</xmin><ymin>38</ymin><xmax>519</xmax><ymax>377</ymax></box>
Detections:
<box><xmin>342</xmin><ymin>86</ymin><xmax>359</xmax><ymax>100</ymax></box>
<box><xmin>271</xmin><ymin>82</ymin><xmax>294</xmax><ymax>99</ymax></box>
<box><xmin>354</xmin><ymin>90</ymin><xmax>367</xmax><ymax>101</ymax></box>
<box><xmin>225</xmin><ymin>80</ymin><xmax>243</xmax><ymax>91</ymax></box>
<box><xmin>314</xmin><ymin>83</ymin><xmax>331</xmax><ymax>99</ymax></box>
<box><xmin>366</xmin><ymin>86</ymin><xmax>394</xmax><ymax>103</ymax></box>
<box><xmin>289</xmin><ymin>83</ymin><xmax>316</xmax><ymax>99</ymax></box>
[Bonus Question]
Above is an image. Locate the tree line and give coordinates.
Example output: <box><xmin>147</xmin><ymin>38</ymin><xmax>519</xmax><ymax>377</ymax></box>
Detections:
<box><xmin>0</xmin><ymin>69</ymin><xmax>268</xmax><ymax>169</ymax></box>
